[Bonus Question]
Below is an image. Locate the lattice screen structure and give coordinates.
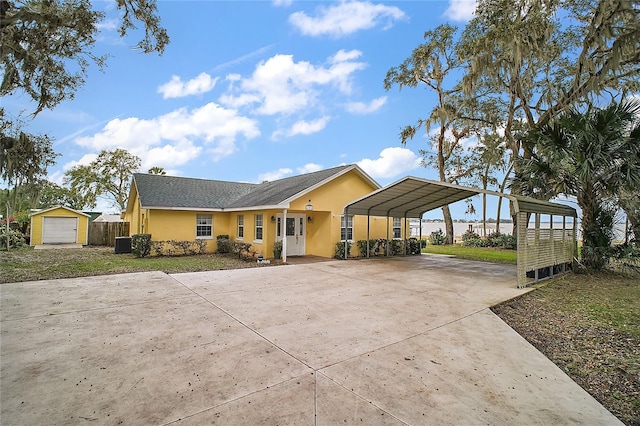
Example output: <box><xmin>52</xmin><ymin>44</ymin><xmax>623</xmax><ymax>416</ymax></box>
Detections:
<box><xmin>344</xmin><ymin>177</ymin><xmax>578</xmax><ymax>288</ymax></box>
<box><xmin>516</xmin><ymin>210</ymin><xmax>577</xmax><ymax>288</ymax></box>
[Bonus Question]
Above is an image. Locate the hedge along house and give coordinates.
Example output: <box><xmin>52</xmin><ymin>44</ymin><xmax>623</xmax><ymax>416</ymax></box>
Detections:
<box><xmin>344</xmin><ymin>176</ymin><xmax>578</xmax><ymax>288</ymax></box>
<box><xmin>30</xmin><ymin>206</ymin><xmax>90</xmax><ymax>246</ymax></box>
<box><xmin>123</xmin><ymin>165</ymin><xmax>411</xmax><ymax>261</ymax></box>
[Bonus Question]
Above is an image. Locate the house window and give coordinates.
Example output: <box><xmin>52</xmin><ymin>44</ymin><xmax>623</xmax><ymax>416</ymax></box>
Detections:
<box><xmin>196</xmin><ymin>214</ymin><xmax>212</xmax><ymax>239</ymax></box>
<box><xmin>341</xmin><ymin>215</ymin><xmax>353</xmax><ymax>241</ymax></box>
<box><xmin>255</xmin><ymin>214</ymin><xmax>263</xmax><ymax>241</ymax></box>
<box><xmin>237</xmin><ymin>214</ymin><xmax>244</xmax><ymax>239</ymax></box>
<box><xmin>393</xmin><ymin>217</ymin><xmax>402</xmax><ymax>239</ymax></box>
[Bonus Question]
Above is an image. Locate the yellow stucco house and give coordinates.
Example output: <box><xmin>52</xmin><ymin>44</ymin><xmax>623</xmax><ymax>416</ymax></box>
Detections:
<box><xmin>30</xmin><ymin>206</ymin><xmax>90</xmax><ymax>246</ymax></box>
<box><xmin>123</xmin><ymin>165</ymin><xmax>410</xmax><ymax>259</ymax></box>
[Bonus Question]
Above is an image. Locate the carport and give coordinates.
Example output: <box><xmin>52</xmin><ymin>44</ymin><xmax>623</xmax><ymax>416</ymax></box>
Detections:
<box><xmin>343</xmin><ymin>176</ymin><xmax>577</xmax><ymax>288</ymax></box>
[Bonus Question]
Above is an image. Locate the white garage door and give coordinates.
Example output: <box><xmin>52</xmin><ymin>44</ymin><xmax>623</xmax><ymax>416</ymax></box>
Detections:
<box><xmin>43</xmin><ymin>217</ymin><xmax>78</xmax><ymax>244</ymax></box>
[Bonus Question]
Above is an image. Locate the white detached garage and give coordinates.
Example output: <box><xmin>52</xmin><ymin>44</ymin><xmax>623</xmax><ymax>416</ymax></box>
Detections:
<box><xmin>30</xmin><ymin>206</ymin><xmax>90</xmax><ymax>246</ymax></box>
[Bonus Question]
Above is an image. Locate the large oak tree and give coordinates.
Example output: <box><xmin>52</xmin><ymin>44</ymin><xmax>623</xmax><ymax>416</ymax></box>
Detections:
<box><xmin>1</xmin><ymin>0</ymin><xmax>169</xmax><ymax>115</ymax></box>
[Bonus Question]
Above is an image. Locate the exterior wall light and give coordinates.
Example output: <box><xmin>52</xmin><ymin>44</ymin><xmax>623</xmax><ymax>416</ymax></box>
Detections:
<box><xmin>305</xmin><ymin>199</ymin><xmax>313</xmax><ymax>211</ymax></box>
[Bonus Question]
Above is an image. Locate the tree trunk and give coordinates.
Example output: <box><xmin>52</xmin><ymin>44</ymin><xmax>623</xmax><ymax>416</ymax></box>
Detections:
<box><xmin>578</xmin><ymin>189</ymin><xmax>613</xmax><ymax>270</ymax></box>
<box><xmin>442</xmin><ymin>205</ymin><xmax>454</xmax><ymax>244</ymax></box>
<box><xmin>496</xmin><ymin>163</ymin><xmax>512</xmax><ymax>234</ymax></box>
<box><xmin>482</xmin><ymin>164</ymin><xmax>489</xmax><ymax>237</ymax></box>
<box><xmin>618</xmin><ymin>196</ymin><xmax>640</xmax><ymax>243</ymax></box>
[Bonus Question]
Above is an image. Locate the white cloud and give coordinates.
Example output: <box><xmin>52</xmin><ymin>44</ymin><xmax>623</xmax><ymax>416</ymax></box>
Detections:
<box><xmin>297</xmin><ymin>163</ymin><xmax>323</xmax><ymax>174</ymax></box>
<box><xmin>273</xmin><ymin>0</ymin><xmax>293</xmax><ymax>7</ymax></box>
<box><xmin>258</xmin><ymin>168</ymin><xmax>293</xmax><ymax>182</ymax></box>
<box><xmin>220</xmin><ymin>51</ymin><xmax>366</xmax><ymax>116</ymax></box>
<box><xmin>143</xmin><ymin>141</ymin><xmax>202</xmax><ymax>171</ymax></box>
<box><xmin>444</xmin><ymin>0</ymin><xmax>476</xmax><ymax>22</ymax></box>
<box><xmin>289</xmin><ymin>1</ymin><xmax>406</xmax><ymax>37</ymax></box>
<box><xmin>96</xmin><ymin>18</ymin><xmax>119</xmax><ymax>31</ymax></box>
<box><xmin>74</xmin><ymin>102</ymin><xmax>260</xmax><ymax>166</ymax></box>
<box><xmin>357</xmin><ymin>147</ymin><xmax>421</xmax><ymax>179</ymax></box>
<box><xmin>345</xmin><ymin>96</ymin><xmax>387</xmax><ymax>114</ymax></box>
<box><xmin>272</xmin><ymin>116</ymin><xmax>330</xmax><ymax>140</ymax></box>
<box><xmin>330</xmin><ymin>49</ymin><xmax>362</xmax><ymax>63</ymax></box>
<box><xmin>63</xmin><ymin>153</ymin><xmax>98</xmax><ymax>171</ymax></box>
<box><xmin>158</xmin><ymin>73</ymin><xmax>218</xmax><ymax>99</ymax></box>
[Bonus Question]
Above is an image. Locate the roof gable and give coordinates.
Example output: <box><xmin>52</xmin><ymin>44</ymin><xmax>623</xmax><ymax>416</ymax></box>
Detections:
<box><xmin>31</xmin><ymin>205</ymin><xmax>90</xmax><ymax>217</ymax></box>
<box><xmin>227</xmin><ymin>165</ymin><xmax>364</xmax><ymax>208</ymax></box>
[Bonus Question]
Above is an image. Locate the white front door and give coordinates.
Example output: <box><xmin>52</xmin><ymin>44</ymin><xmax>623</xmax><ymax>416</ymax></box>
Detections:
<box><xmin>278</xmin><ymin>213</ymin><xmax>305</xmax><ymax>256</ymax></box>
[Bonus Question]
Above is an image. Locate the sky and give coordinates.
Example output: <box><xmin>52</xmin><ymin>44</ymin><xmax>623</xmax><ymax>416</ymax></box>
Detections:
<box><xmin>5</xmin><ymin>0</ymin><xmax>518</xmax><ymax>217</ymax></box>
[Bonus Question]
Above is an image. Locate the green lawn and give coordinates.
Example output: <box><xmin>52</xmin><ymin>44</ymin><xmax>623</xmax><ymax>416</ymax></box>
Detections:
<box><xmin>423</xmin><ymin>244</ymin><xmax>517</xmax><ymax>263</ymax></box>
<box><xmin>493</xmin><ymin>272</ymin><xmax>640</xmax><ymax>423</ymax></box>
<box><xmin>0</xmin><ymin>246</ymin><xmax>265</xmax><ymax>284</ymax></box>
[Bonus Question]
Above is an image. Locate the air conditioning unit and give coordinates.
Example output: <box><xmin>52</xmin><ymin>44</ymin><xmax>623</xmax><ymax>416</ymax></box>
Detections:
<box><xmin>114</xmin><ymin>237</ymin><xmax>132</xmax><ymax>254</ymax></box>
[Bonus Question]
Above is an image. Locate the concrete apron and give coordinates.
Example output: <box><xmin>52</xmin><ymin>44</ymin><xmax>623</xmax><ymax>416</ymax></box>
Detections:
<box><xmin>0</xmin><ymin>256</ymin><xmax>621</xmax><ymax>425</ymax></box>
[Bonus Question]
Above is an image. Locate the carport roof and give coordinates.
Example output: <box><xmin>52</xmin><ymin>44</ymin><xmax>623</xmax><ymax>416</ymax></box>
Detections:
<box><xmin>344</xmin><ymin>176</ymin><xmax>577</xmax><ymax>218</ymax></box>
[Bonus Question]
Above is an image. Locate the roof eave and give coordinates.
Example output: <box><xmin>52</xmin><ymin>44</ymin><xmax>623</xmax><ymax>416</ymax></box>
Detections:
<box><xmin>140</xmin><ymin>206</ymin><xmax>226</xmax><ymax>212</ymax></box>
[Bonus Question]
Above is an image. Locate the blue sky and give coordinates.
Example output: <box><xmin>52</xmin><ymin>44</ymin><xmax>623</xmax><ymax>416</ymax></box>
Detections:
<box><xmin>6</xmin><ymin>0</ymin><xmax>507</xmax><ymax>216</ymax></box>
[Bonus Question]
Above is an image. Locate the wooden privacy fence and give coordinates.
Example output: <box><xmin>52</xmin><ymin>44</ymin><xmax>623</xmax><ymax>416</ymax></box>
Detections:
<box><xmin>88</xmin><ymin>222</ymin><xmax>130</xmax><ymax>246</ymax></box>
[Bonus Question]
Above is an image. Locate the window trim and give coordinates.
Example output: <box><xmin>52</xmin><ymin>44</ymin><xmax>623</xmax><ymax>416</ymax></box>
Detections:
<box><xmin>392</xmin><ymin>217</ymin><xmax>402</xmax><ymax>239</ymax></box>
<box><xmin>254</xmin><ymin>214</ymin><xmax>263</xmax><ymax>242</ymax></box>
<box><xmin>340</xmin><ymin>215</ymin><xmax>353</xmax><ymax>242</ymax></box>
<box><xmin>237</xmin><ymin>214</ymin><xmax>244</xmax><ymax>240</ymax></box>
<box><xmin>196</xmin><ymin>214</ymin><xmax>213</xmax><ymax>239</ymax></box>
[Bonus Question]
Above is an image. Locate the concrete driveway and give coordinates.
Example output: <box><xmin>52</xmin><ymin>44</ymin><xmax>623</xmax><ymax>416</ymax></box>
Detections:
<box><xmin>0</xmin><ymin>255</ymin><xmax>621</xmax><ymax>425</ymax></box>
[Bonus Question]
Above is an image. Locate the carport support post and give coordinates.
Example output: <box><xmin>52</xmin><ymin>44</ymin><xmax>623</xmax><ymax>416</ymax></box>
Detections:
<box><xmin>366</xmin><ymin>214</ymin><xmax>371</xmax><ymax>258</ymax></box>
<box><xmin>402</xmin><ymin>215</ymin><xmax>407</xmax><ymax>256</ymax></box>
<box><xmin>516</xmin><ymin>211</ymin><xmax>527</xmax><ymax>288</ymax></box>
<box><xmin>282</xmin><ymin>209</ymin><xmax>287</xmax><ymax>263</ymax></box>
<box><xmin>386</xmin><ymin>216</ymin><xmax>390</xmax><ymax>256</ymax></box>
<box><xmin>344</xmin><ymin>207</ymin><xmax>349</xmax><ymax>260</ymax></box>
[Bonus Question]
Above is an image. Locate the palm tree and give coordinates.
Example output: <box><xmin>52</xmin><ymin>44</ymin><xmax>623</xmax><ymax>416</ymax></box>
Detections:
<box><xmin>513</xmin><ymin>99</ymin><xmax>640</xmax><ymax>270</ymax></box>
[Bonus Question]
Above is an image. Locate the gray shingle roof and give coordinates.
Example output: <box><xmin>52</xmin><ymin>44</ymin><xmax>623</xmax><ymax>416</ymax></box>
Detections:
<box><xmin>133</xmin><ymin>174</ymin><xmax>258</xmax><ymax>209</ymax></box>
<box><xmin>227</xmin><ymin>165</ymin><xmax>352</xmax><ymax>208</ymax></box>
<box><xmin>133</xmin><ymin>165</ymin><xmax>357</xmax><ymax>210</ymax></box>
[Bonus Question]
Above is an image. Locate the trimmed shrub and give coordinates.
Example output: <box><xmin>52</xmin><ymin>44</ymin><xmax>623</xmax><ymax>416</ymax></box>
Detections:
<box><xmin>462</xmin><ymin>230</ymin><xmax>480</xmax><ymax>242</ymax></box>
<box><xmin>389</xmin><ymin>239</ymin><xmax>404</xmax><ymax>256</ymax></box>
<box><xmin>356</xmin><ymin>239</ymin><xmax>388</xmax><ymax>256</ymax></box>
<box><xmin>463</xmin><ymin>237</ymin><xmax>489</xmax><ymax>248</ymax></box>
<box><xmin>356</xmin><ymin>239</ymin><xmax>371</xmax><ymax>257</ymax></box>
<box><xmin>334</xmin><ymin>241</ymin><xmax>351</xmax><ymax>259</ymax></box>
<box><xmin>406</xmin><ymin>238</ymin><xmax>421</xmax><ymax>255</ymax></box>
<box><xmin>230</xmin><ymin>241</ymin><xmax>253</xmax><ymax>259</ymax></box>
<box><xmin>487</xmin><ymin>232</ymin><xmax>517</xmax><ymax>250</ymax></box>
<box><xmin>131</xmin><ymin>234</ymin><xmax>152</xmax><ymax>257</ymax></box>
<box><xmin>150</xmin><ymin>240</ymin><xmax>207</xmax><ymax>256</ymax></box>
<box><xmin>429</xmin><ymin>229</ymin><xmax>446</xmax><ymax>246</ymax></box>
<box><xmin>273</xmin><ymin>240</ymin><xmax>282</xmax><ymax>259</ymax></box>
<box><xmin>216</xmin><ymin>235</ymin><xmax>231</xmax><ymax>253</ymax></box>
